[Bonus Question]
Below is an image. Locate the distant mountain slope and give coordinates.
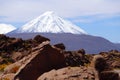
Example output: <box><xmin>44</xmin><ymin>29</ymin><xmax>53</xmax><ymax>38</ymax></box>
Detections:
<box><xmin>7</xmin><ymin>11</ymin><xmax>120</xmax><ymax>53</ymax></box>
<box><xmin>0</xmin><ymin>24</ymin><xmax>16</xmax><ymax>34</ymax></box>
<box><xmin>7</xmin><ymin>33</ymin><xmax>120</xmax><ymax>53</ymax></box>
<box><xmin>115</xmin><ymin>43</ymin><xmax>120</xmax><ymax>48</ymax></box>
<box><xmin>10</xmin><ymin>11</ymin><xmax>87</xmax><ymax>34</ymax></box>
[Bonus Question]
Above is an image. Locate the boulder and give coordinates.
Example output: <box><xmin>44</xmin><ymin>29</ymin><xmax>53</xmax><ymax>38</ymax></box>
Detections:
<box><xmin>77</xmin><ymin>49</ymin><xmax>85</xmax><ymax>55</ymax></box>
<box><xmin>54</xmin><ymin>43</ymin><xmax>65</xmax><ymax>50</ymax></box>
<box><xmin>34</xmin><ymin>35</ymin><xmax>50</xmax><ymax>43</ymax></box>
<box><xmin>14</xmin><ymin>41</ymin><xmax>65</xmax><ymax>80</ymax></box>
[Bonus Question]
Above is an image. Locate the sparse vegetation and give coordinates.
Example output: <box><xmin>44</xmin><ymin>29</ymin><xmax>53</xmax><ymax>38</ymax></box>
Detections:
<box><xmin>0</xmin><ymin>63</ymin><xmax>11</xmax><ymax>72</ymax></box>
<box><xmin>93</xmin><ymin>55</ymin><xmax>110</xmax><ymax>72</ymax></box>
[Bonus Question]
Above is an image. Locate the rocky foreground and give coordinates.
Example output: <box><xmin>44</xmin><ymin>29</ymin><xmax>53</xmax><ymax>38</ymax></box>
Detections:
<box><xmin>0</xmin><ymin>34</ymin><xmax>120</xmax><ymax>80</ymax></box>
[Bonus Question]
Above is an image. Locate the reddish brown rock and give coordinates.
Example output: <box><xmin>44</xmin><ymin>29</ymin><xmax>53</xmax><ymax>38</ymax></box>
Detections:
<box><xmin>37</xmin><ymin>67</ymin><xmax>96</xmax><ymax>80</ymax></box>
<box><xmin>14</xmin><ymin>41</ymin><xmax>65</xmax><ymax>80</ymax></box>
<box><xmin>111</xmin><ymin>61</ymin><xmax>120</xmax><ymax>68</ymax></box>
<box><xmin>0</xmin><ymin>73</ymin><xmax>15</xmax><ymax>80</ymax></box>
<box><xmin>11</xmin><ymin>52</ymin><xmax>23</xmax><ymax>62</ymax></box>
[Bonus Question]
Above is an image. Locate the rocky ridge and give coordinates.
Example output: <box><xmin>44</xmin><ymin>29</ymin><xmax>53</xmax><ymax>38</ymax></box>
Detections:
<box><xmin>0</xmin><ymin>34</ymin><xmax>120</xmax><ymax>80</ymax></box>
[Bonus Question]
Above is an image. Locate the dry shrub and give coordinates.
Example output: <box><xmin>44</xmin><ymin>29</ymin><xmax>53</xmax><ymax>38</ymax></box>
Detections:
<box><xmin>0</xmin><ymin>63</ymin><xmax>11</xmax><ymax>72</ymax></box>
<box><xmin>4</xmin><ymin>63</ymin><xmax>21</xmax><ymax>74</ymax></box>
<box><xmin>92</xmin><ymin>55</ymin><xmax>109</xmax><ymax>72</ymax></box>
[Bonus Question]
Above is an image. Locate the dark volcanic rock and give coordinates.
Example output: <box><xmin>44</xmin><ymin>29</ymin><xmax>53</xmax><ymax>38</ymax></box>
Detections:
<box><xmin>64</xmin><ymin>49</ymin><xmax>90</xmax><ymax>66</ymax></box>
<box><xmin>99</xmin><ymin>71</ymin><xmax>119</xmax><ymax>80</ymax></box>
<box><xmin>6</xmin><ymin>38</ymin><xmax>23</xmax><ymax>51</ymax></box>
<box><xmin>34</xmin><ymin>35</ymin><xmax>50</xmax><ymax>43</ymax></box>
<box><xmin>0</xmin><ymin>34</ymin><xmax>8</xmax><ymax>40</ymax></box>
<box><xmin>0</xmin><ymin>34</ymin><xmax>23</xmax><ymax>52</ymax></box>
<box><xmin>78</xmin><ymin>49</ymin><xmax>85</xmax><ymax>55</ymax></box>
<box><xmin>0</xmin><ymin>34</ymin><xmax>52</xmax><ymax>63</ymax></box>
<box><xmin>109</xmin><ymin>50</ymin><xmax>119</xmax><ymax>53</ymax></box>
<box><xmin>54</xmin><ymin>43</ymin><xmax>65</xmax><ymax>50</ymax></box>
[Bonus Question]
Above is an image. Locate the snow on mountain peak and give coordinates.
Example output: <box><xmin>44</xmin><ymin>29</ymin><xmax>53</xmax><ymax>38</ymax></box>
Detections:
<box><xmin>0</xmin><ymin>24</ymin><xmax>16</xmax><ymax>34</ymax></box>
<box><xmin>13</xmin><ymin>11</ymin><xmax>87</xmax><ymax>34</ymax></box>
<box><xmin>41</xmin><ymin>11</ymin><xmax>55</xmax><ymax>16</ymax></box>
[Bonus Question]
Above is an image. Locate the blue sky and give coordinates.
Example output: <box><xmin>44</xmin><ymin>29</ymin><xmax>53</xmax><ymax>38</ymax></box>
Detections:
<box><xmin>0</xmin><ymin>0</ymin><xmax>120</xmax><ymax>43</ymax></box>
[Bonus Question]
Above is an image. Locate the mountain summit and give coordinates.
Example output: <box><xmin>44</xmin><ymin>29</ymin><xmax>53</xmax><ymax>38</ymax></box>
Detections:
<box><xmin>0</xmin><ymin>24</ymin><xmax>16</xmax><ymax>34</ymax></box>
<box><xmin>12</xmin><ymin>11</ymin><xmax>87</xmax><ymax>34</ymax></box>
<box><xmin>7</xmin><ymin>11</ymin><xmax>120</xmax><ymax>53</ymax></box>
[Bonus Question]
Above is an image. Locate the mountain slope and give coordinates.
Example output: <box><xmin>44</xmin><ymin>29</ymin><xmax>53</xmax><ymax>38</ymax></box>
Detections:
<box><xmin>0</xmin><ymin>24</ymin><xmax>16</xmax><ymax>34</ymax></box>
<box><xmin>7</xmin><ymin>11</ymin><xmax>120</xmax><ymax>53</ymax></box>
<box><xmin>11</xmin><ymin>11</ymin><xmax>87</xmax><ymax>34</ymax></box>
<box><xmin>7</xmin><ymin>33</ymin><xmax>120</xmax><ymax>53</ymax></box>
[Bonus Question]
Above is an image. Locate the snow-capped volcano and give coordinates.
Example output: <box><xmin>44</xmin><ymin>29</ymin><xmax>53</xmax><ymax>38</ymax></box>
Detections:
<box><xmin>12</xmin><ymin>11</ymin><xmax>87</xmax><ymax>34</ymax></box>
<box><xmin>0</xmin><ymin>24</ymin><xmax>16</xmax><ymax>34</ymax></box>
